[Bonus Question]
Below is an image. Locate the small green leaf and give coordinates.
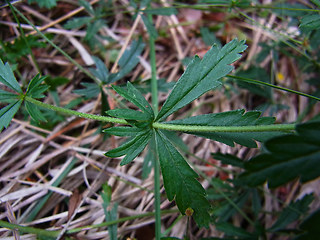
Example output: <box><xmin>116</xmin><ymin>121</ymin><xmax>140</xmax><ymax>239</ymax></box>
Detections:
<box><xmin>156</xmin><ymin>39</ymin><xmax>247</xmax><ymax>121</ymax></box>
<box><xmin>27</xmin><ymin>0</ymin><xmax>57</xmax><ymax>8</ymax></box>
<box><xmin>64</xmin><ymin>16</ymin><xmax>92</xmax><ymax>29</ymax></box>
<box><xmin>73</xmin><ymin>82</ymin><xmax>100</xmax><ymax>99</ymax></box>
<box><xmin>0</xmin><ymin>100</ymin><xmax>22</xmax><ymax>132</ymax></box>
<box><xmin>239</xmin><ymin>121</ymin><xmax>320</xmax><ymax>188</ymax></box>
<box><xmin>269</xmin><ymin>194</ymin><xmax>314</xmax><ymax>232</ymax></box>
<box><xmin>106</xmin><ymin>109</ymin><xmax>149</xmax><ymax>121</ymax></box>
<box><xmin>89</xmin><ymin>56</ymin><xmax>109</xmax><ymax>83</ymax></box>
<box><xmin>78</xmin><ymin>0</ymin><xmax>95</xmax><ymax>15</ymax></box>
<box><xmin>26</xmin><ymin>74</ymin><xmax>49</xmax><ymax>99</ymax></box>
<box><xmin>25</xmin><ymin>101</ymin><xmax>46</xmax><ymax>122</ymax></box>
<box><xmin>300</xmin><ymin>14</ymin><xmax>320</xmax><ymax>31</ymax></box>
<box><xmin>112</xmin><ymin>82</ymin><xmax>154</xmax><ymax>119</ymax></box>
<box><xmin>141</xmin><ymin>14</ymin><xmax>158</xmax><ymax>38</ymax></box>
<box><xmin>165</xmin><ymin>109</ymin><xmax>282</xmax><ymax>147</ymax></box>
<box><xmin>105</xmin><ymin>130</ymin><xmax>152</xmax><ymax>165</ymax></box>
<box><xmin>154</xmin><ymin>129</ymin><xmax>210</xmax><ymax>227</ymax></box>
<box><xmin>109</xmin><ymin>39</ymin><xmax>145</xmax><ymax>83</ymax></box>
<box><xmin>200</xmin><ymin>27</ymin><xmax>221</xmax><ymax>47</ymax></box>
<box><xmin>85</xmin><ymin>19</ymin><xmax>105</xmax><ymax>41</ymax></box>
<box><xmin>0</xmin><ymin>59</ymin><xmax>22</xmax><ymax>93</ymax></box>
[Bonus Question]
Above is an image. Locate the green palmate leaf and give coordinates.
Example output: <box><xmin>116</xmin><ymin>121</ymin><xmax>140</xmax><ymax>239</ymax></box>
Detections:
<box><xmin>239</xmin><ymin>121</ymin><xmax>320</xmax><ymax>188</ymax></box>
<box><xmin>1</xmin><ymin>35</ymin><xmax>46</xmax><ymax>64</ymax></box>
<box><xmin>299</xmin><ymin>14</ymin><xmax>320</xmax><ymax>31</ymax></box>
<box><xmin>25</xmin><ymin>101</ymin><xmax>46</xmax><ymax>122</ymax></box>
<box><xmin>27</xmin><ymin>0</ymin><xmax>57</xmax><ymax>8</ymax></box>
<box><xmin>63</xmin><ymin>16</ymin><xmax>92</xmax><ymax>29</ymax></box>
<box><xmin>85</xmin><ymin>19</ymin><xmax>105</xmax><ymax>41</ymax></box>
<box><xmin>112</xmin><ymin>82</ymin><xmax>154</xmax><ymax>119</ymax></box>
<box><xmin>165</xmin><ymin>109</ymin><xmax>282</xmax><ymax>147</ymax></box>
<box><xmin>0</xmin><ymin>59</ymin><xmax>22</xmax><ymax>93</ymax></box>
<box><xmin>268</xmin><ymin>194</ymin><xmax>314</xmax><ymax>232</ymax></box>
<box><xmin>0</xmin><ymin>100</ymin><xmax>22</xmax><ymax>132</ymax></box>
<box><xmin>109</xmin><ymin>39</ymin><xmax>145</xmax><ymax>83</ymax></box>
<box><xmin>89</xmin><ymin>56</ymin><xmax>109</xmax><ymax>83</ymax></box>
<box><xmin>154</xmin><ymin>129</ymin><xmax>210</xmax><ymax>227</ymax></box>
<box><xmin>105</xmin><ymin>129</ymin><xmax>152</xmax><ymax>165</ymax></box>
<box><xmin>141</xmin><ymin>14</ymin><xmax>158</xmax><ymax>38</ymax></box>
<box><xmin>78</xmin><ymin>0</ymin><xmax>95</xmax><ymax>15</ymax></box>
<box><xmin>73</xmin><ymin>82</ymin><xmax>100</xmax><ymax>99</ymax></box>
<box><xmin>156</xmin><ymin>39</ymin><xmax>247</xmax><ymax>121</ymax></box>
<box><xmin>26</xmin><ymin>74</ymin><xmax>49</xmax><ymax>99</ymax></box>
<box><xmin>200</xmin><ymin>27</ymin><xmax>221</xmax><ymax>47</ymax></box>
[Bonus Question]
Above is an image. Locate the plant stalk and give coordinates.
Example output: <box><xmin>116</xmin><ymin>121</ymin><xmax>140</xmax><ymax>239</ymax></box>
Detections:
<box><xmin>148</xmin><ymin>12</ymin><xmax>161</xmax><ymax>240</ymax></box>
<box><xmin>152</xmin><ymin>122</ymin><xmax>296</xmax><ymax>132</ymax></box>
<box><xmin>228</xmin><ymin>75</ymin><xmax>320</xmax><ymax>102</ymax></box>
<box><xmin>24</xmin><ymin>96</ymin><xmax>128</xmax><ymax>124</ymax></box>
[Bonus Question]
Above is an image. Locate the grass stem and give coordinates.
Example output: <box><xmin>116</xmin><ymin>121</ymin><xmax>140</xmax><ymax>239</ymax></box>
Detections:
<box><xmin>148</xmin><ymin>12</ymin><xmax>161</xmax><ymax>240</ymax></box>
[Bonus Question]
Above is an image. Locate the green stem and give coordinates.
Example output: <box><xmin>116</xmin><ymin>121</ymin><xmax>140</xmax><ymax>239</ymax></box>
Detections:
<box><xmin>228</xmin><ymin>75</ymin><xmax>320</xmax><ymax>102</ymax></box>
<box><xmin>0</xmin><ymin>220</ymin><xmax>58</xmax><ymax>238</ymax></box>
<box><xmin>148</xmin><ymin>12</ymin><xmax>161</xmax><ymax>240</ymax></box>
<box><xmin>24</xmin><ymin>96</ymin><xmax>127</xmax><ymax>124</ymax></box>
<box><xmin>152</xmin><ymin>122</ymin><xmax>296</xmax><ymax>133</ymax></box>
<box><xmin>150</xmin><ymin>33</ymin><xmax>158</xmax><ymax>115</ymax></box>
<box><xmin>0</xmin><ymin>209</ymin><xmax>178</xmax><ymax>237</ymax></box>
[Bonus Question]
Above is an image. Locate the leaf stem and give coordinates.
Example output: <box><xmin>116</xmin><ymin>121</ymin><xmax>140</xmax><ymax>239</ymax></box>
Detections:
<box><xmin>0</xmin><ymin>209</ymin><xmax>178</xmax><ymax>237</ymax></box>
<box><xmin>152</xmin><ymin>122</ymin><xmax>296</xmax><ymax>133</ymax></box>
<box><xmin>24</xmin><ymin>96</ymin><xmax>128</xmax><ymax>124</ymax></box>
<box><xmin>148</xmin><ymin>12</ymin><xmax>161</xmax><ymax>240</ymax></box>
<box><xmin>228</xmin><ymin>75</ymin><xmax>320</xmax><ymax>102</ymax></box>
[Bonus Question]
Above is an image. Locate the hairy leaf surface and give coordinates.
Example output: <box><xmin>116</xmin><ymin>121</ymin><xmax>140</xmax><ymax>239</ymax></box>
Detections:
<box><xmin>239</xmin><ymin>121</ymin><xmax>320</xmax><ymax>187</ymax></box>
<box><xmin>154</xmin><ymin>130</ymin><xmax>210</xmax><ymax>227</ymax></box>
<box><xmin>166</xmin><ymin>109</ymin><xmax>282</xmax><ymax>147</ymax></box>
<box><xmin>155</xmin><ymin>39</ymin><xmax>247</xmax><ymax>121</ymax></box>
<box><xmin>109</xmin><ymin>39</ymin><xmax>145</xmax><ymax>83</ymax></box>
